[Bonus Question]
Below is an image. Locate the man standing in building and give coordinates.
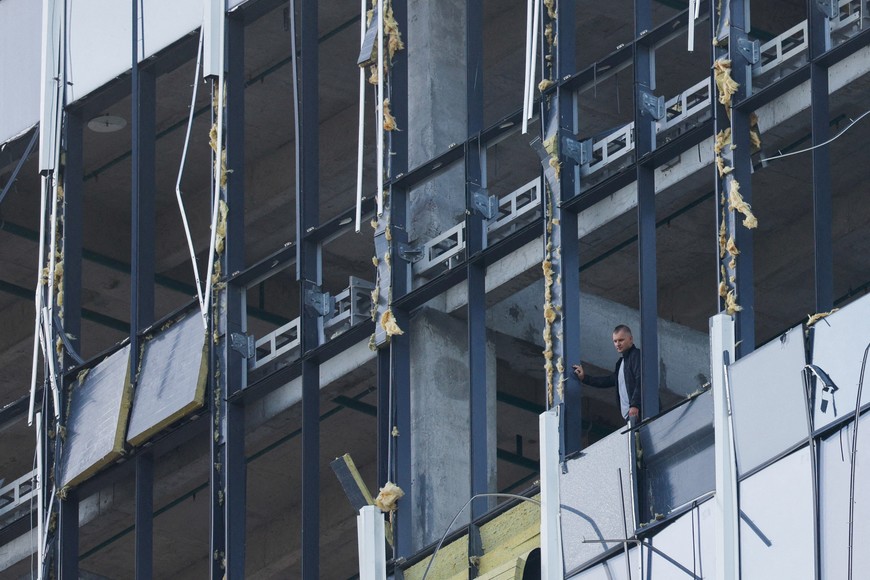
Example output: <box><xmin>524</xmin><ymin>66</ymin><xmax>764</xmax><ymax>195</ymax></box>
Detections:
<box><xmin>572</xmin><ymin>325</ymin><xmax>641</xmax><ymax>422</ymax></box>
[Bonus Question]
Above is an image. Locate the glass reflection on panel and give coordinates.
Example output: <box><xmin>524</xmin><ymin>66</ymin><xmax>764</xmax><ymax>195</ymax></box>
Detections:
<box><xmin>636</xmin><ymin>391</ymin><xmax>714</xmax><ymax>523</ymax></box>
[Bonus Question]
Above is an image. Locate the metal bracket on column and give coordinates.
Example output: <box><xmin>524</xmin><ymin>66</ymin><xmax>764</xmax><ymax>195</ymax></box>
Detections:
<box><xmin>230</xmin><ymin>333</ymin><xmax>254</xmax><ymax>359</ymax></box>
<box><xmin>397</xmin><ymin>242</ymin><xmax>423</xmax><ymax>263</ymax></box>
<box><xmin>471</xmin><ymin>185</ymin><xmax>497</xmax><ymax>220</ymax></box>
<box><xmin>561</xmin><ymin>135</ymin><xmax>593</xmax><ymax>165</ymax></box>
<box><xmin>736</xmin><ymin>34</ymin><xmax>760</xmax><ymax>65</ymax></box>
<box><xmin>303</xmin><ymin>283</ymin><xmax>334</xmax><ymax>318</ymax></box>
<box><xmin>639</xmin><ymin>88</ymin><xmax>665</xmax><ymax>120</ymax></box>
<box><xmin>814</xmin><ymin>0</ymin><xmax>837</xmax><ymax>19</ymax></box>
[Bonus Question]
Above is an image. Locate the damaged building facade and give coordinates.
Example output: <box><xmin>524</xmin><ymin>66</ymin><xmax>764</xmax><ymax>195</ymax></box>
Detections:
<box><xmin>0</xmin><ymin>0</ymin><xmax>869</xmax><ymax>577</ymax></box>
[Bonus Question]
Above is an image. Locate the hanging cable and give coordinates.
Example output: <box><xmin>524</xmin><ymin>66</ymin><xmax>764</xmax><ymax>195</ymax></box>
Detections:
<box><xmin>174</xmin><ymin>26</ymin><xmax>207</xmax><ymax>327</ymax></box>
<box><xmin>420</xmin><ymin>493</ymin><xmax>542</xmax><ymax>580</ymax></box>
<box><xmin>202</xmin><ymin>5</ymin><xmax>227</xmax><ymax>325</ymax></box>
<box><xmin>764</xmin><ymin>109</ymin><xmax>870</xmax><ymax>162</ymax></box>
<box><xmin>846</xmin><ymin>342</ymin><xmax>870</xmax><ymax>580</ymax></box>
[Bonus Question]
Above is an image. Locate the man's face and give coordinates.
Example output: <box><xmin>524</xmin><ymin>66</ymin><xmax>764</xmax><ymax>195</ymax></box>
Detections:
<box><xmin>612</xmin><ymin>330</ymin><xmax>633</xmax><ymax>354</ymax></box>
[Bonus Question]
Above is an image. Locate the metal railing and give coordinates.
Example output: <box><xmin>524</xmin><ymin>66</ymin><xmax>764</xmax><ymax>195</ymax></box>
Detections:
<box><xmin>0</xmin><ymin>469</ymin><xmax>37</xmax><ymax>522</ymax></box>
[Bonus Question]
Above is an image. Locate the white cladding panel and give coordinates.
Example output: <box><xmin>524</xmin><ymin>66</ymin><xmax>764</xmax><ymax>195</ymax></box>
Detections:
<box><xmin>65</xmin><ymin>0</ymin><xmax>203</xmax><ymax>103</ymax></box>
<box><xmin>0</xmin><ymin>0</ymin><xmax>42</xmax><ymax>145</ymax></box>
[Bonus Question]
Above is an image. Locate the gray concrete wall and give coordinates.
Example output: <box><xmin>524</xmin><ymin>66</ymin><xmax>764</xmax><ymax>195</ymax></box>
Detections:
<box><xmin>409</xmin><ymin>307</ymin><xmax>497</xmax><ymax>552</ymax></box>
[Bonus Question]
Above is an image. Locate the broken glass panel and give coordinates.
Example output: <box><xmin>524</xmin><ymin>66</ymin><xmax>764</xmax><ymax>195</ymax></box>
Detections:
<box><xmin>636</xmin><ymin>390</ymin><xmax>714</xmax><ymax>522</ymax></box>
<box><xmin>728</xmin><ymin>324</ymin><xmax>808</xmax><ymax>476</ymax></box>
<box><xmin>738</xmin><ymin>447</ymin><xmax>815</xmax><ymax>578</ymax></box>
<box><xmin>60</xmin><ymin>344</ymin><xmax>132</xmax><ymax>488</ymax></box>
<box><xmin>809</xmin><ymin>294</ymin><xmax>870</xmax><ymax>433</ymax></box>
<box><xmin>127</xmin><ymin>311</ymin><xmax>208</xmax><ymax>446</ymax></box>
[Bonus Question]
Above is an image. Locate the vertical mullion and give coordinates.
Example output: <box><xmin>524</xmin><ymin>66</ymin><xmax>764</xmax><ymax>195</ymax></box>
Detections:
<box><xmin>384</xmin><ymin>0</ymin><xmax>412</xmax><ymax>559</ymax></box>
<box><xmin>809</xmin><ymin>3</ymin><xmax>832</xmax><ymax>312</ymax></box>
<box><xmin>57</xmin><ymin>489</ymin><xmax>78</xmax><ymax>579</ymax></box>
<box><xmin>555</xmin><ymin>0</ymin><xmax>581</xmax><ymax>454</ymax></box>
<box><xmin>729</xmin><ymin>0</ymin><xmax>755</xmax><ymax>358</ymax></box>
<box><xmin>297</xmin><ymin>0</ymin><xmax>321</xmax><ymax>576</ymax></box>
<box><xmin>634</xmin><ymin>0</ymin><xmax>659</xmax><ymax>418</ymax></box>
<box><xmin>466</xmin><ymin>0</ymin><xmax>488</xmax><ymax>522</ymax></box>
<box><xmin>222</xmin><ymin>13</ymin><xmax>247</xmax><ymax>578</ymax></box>
<box><xmin>135</xmin><ymin>453</ymin><xmax>154</xmax><ymax>580</ymax></box>
<box><xmin>131</xmin><ymin>1</ymin><xmax>156</xmax><ymax>573</ymax></box>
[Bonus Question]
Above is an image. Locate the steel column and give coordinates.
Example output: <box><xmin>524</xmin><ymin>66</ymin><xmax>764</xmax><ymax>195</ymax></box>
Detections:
<box><xmin>728</xmin><ymin>0</ymin><xmax>755</xmax><ymax>358</ymax></box>
<box><xmin>633</xmin><ymin>0</ymin><xmax>660</xmax><ymax>419</ymax></box>
<box><xmin>555</xmin><ymin>0</ymin><xmax>581</xmax><ymax>453</ymax></box>
<box><xmin>809</xmin><ymin>1</ymin><xmax>833</xmax><ymax>312</ymax></box>
<box><xmin>466</xmin><ymin>0</ymin><xmax>489</xmax><ymax>522</ymax></box>
<box><xmin>382</xmin><ymin>0</ymin><xmax>412</xmax><ymax>558</ymax></box>
<box><xmin>131</xmin><ymin>2</ymin><xmax>156</xmax><ymax>574</ymax></box>
<box><xmin>57</xmin><ymin>489</ymin><xmax>78</xmax><ymax>580</ymax></box>
<box><xmin>714</xmin><ymin>0</ymin><xmax>755</xmax><ymax>358</ymax></box>
<box><xmin>212</xmin><ymin>13</ymin><xmax>248</xmax><ymax>578</ymax></box>
<box><xmin>296</xmin><ymin>0</ymin><xmax>321</xmax><ymax>575</ymax></box>
<box><xmin>376</xmin><ymin>347</ymin><xmax>391</xmax><ymax>488</ymax></box>
<box><xmin>61</xmin><ymin>113</ymin><xmax>83</xmax><ymax>367</ymax></box>
<box><xmin>135</xmin><ymin>453</ymin><xmax>154</xmax><ymax>580</ymax></box>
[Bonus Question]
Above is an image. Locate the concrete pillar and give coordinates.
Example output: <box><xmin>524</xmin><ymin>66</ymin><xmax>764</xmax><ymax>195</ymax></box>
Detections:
<box><xmin>406</xmin><ymin>0</ymin><xmax>466</xmax><ymax>248</ymax></box>
<box><xmin>408</xmin><ymin>308</ymin><xmax>497</xmax><ymax>552</ymax></box>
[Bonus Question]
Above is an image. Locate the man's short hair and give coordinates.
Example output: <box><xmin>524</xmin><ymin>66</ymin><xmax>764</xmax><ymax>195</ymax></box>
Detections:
<box><xmin>613</xmin><ymin>324</ymin><xmax>632</xmax><ymax>336</ymax></box>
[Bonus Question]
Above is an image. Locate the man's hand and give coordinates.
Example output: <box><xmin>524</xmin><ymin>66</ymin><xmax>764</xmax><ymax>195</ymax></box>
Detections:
<box><xmin>572</xmin><ymin>364</ymin><xmax>585</xmax><ymax>381</ymax></box>
<box><xmin>628</xmin><ymin>406</ymin><xmax>639</xmax><ymax>417</ymax></box>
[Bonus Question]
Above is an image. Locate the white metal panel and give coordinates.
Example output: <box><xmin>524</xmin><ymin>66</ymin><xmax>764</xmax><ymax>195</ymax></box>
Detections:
<box><xmin>810</xmin><ymin>294</ymin><xmax>870</xmax><ymax>432</ymax></box>
<box><xmin>819</xmin><ymin>412</ymin><xmax>870</xmax><ymax>579</ymax></box>
<box><xmin>738</xmin><ymin>447</ymin><xmax>815</xmax><ymax>580</ymax></box>
<box><xmin>65</xmin><ymin>0</ymin><xmax>203</xmax><ymax>103</ymax></box>
<box><xmin>728</xmin><ymin>324</ymin><xmax>808</xmax><ymax>476</ymax></box>
<box><xmin>0</xmin><ymin>0</ymin><xmax>42</xmax><ymax>145</ymax></box>
<box><xmin>642</xmin><ymin>502</ymin><xmax>716</xmax><ymax>579</ymax></box>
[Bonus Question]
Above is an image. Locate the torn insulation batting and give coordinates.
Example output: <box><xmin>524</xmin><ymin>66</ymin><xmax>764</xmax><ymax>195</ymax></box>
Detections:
<box><xmin>538</xmin><ymin>79</ymin><xmax>554</xmax><ymax>92</ymax></box>
<box><xmin>807</xmin><ymin>308</ymin><xmax>839</xmax><ymax>327</ymax></box>
<box><xmin>725</xmin><ymin>289</ymin><xmax>742</xmax><ymax>314</ymax></box>
<box><xmin>715</xmin><ymin>155</ymin><xmax>733</xmax><ymax>177</ymax></box>
<box><xmin>728</xmin><ymin>179</ymin><xmax>758</xmax><ymax>229</ymax></box>
<box><xmin>719</xmin><ymin>220</ymin><xmax>727</xmax><ymax>258</ymax></box>
<box><xmin>714</xmin><ymin>129</ymin><xmax>731</xmax><ymax>154</ymax></box>
<box><xmin>215</xmin><ymin>200</ymin><xmax>229</xmax><ymax>256</ymax></box>
<box><xmin>719</xmin><ymin>280</ymin><xmax>728</xmax><ymax>298</ymax></box>
<box><xmin>749</xmin><ymin>112</ymin><xmax>762</xmax><ymax>153</ymax></box>
<box><xmin>380</xmin><ymin>309</ymin><xmax>403</xmax><ymax>336</ymax></box>
<box><xmin>383</xmin><ymin>99</ymin><xmax>398</xmax><ymax>131</ymax></box>
<box><xmin>713</xmin><ymin>59</ymin><xmax>739</xmax><ymax>108</ymax></box>
<box><xmin>726</xmin><ymin>236</ymin><xmax>739</xmax><ymax>256</ymax></box>
<box><xmin>375</xmin><ymin>481</ymin><xmax>404</xmax><ymax>513</ymax></box>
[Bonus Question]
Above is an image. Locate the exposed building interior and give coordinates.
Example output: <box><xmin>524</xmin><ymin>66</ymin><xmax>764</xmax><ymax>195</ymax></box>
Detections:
<box><xmin>0</xmin><ymin>0</ymin><xmax>869</xmax><ymax>577</ymax></box>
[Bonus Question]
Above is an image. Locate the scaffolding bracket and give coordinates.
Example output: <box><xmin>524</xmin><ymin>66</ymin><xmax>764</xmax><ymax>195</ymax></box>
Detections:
<box><xmin>230</xmin><ymin>333</ymin><xmax>254</xmax><ymax>359</ymax></box>
<box><xmin>639</xmin><ymin>88</ymin><xmax>666</xmax><ymax>120</ymax></box>
<box><xmin>735</xmin><ymin>33</ymin><xmax>760</xmax><ymax>65</ymax></box>
<box><xmin>561</xmin><ymin>135</ymin><xmax>593</xmax><ymax>165</ymax></box>
<box><xmin>303</xmin><ymin>283</ymin><xmax>334</xmax><ymax>318</ymax></box>
<box><xmin>397</xmin><ymin>242</ymin><xmax>423</xmax><ymax>263</ymax></box>
<box><xmin>814</xmin><ymin>0</ymin><xmax>837</xmax><ymax>19</ymax></box>
<box><xmin>471</xmin><ymin>186</ymin><xmax>498</xmax><ymax>220</ymax></box>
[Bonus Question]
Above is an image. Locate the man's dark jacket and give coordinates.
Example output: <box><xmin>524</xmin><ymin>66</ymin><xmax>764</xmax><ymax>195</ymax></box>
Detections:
<box><xmin>583</xmin><ymin>345</ymin><xmax>642</xmax><ymax>415</ymax></box>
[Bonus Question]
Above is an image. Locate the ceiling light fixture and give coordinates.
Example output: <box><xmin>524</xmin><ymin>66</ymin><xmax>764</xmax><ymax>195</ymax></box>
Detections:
<box><xmin>87</xmin><ymin>114</ymin><xmax>127</xmax><ymax>133</ymax></box>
